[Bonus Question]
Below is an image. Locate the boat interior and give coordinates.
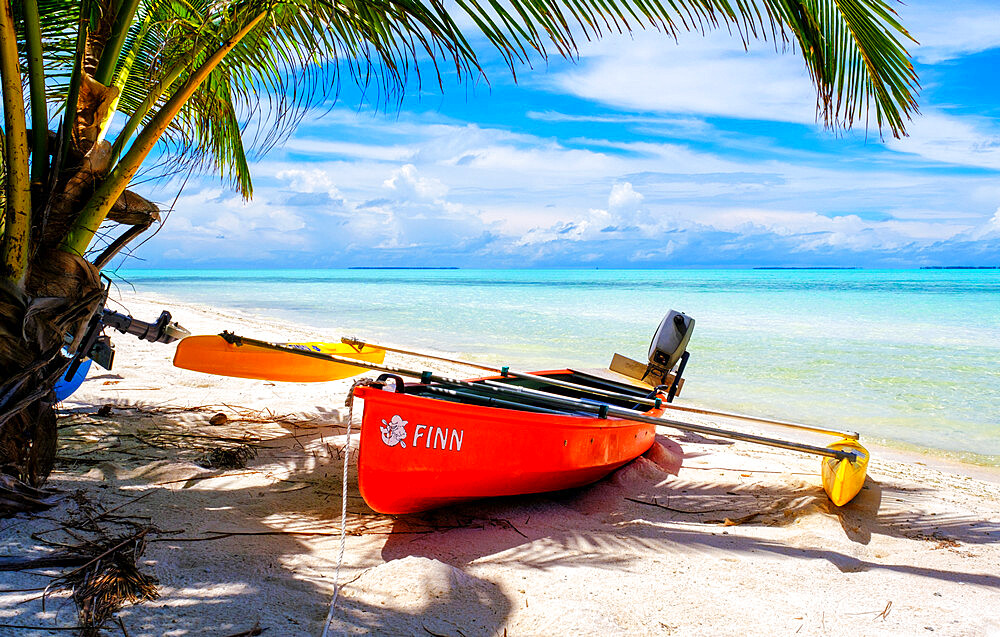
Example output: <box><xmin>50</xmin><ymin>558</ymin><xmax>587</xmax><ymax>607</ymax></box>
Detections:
<box><xmin>375</xmin><ymin>369</ymin><xmax>659</xmax><ymax>417</ymax></box>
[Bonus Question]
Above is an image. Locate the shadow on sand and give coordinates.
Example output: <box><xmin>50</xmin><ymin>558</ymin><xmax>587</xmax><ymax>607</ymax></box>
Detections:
<box><xmin>1</xmin><ymin>406</ymin><xmax>997</xmax><ymax>635</ymax></box>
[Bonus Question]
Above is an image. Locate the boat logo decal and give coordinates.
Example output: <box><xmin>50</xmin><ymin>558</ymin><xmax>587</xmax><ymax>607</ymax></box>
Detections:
<box><xmin>380</xmin><ymin>414</ymin><xmax>408</xmax><ymax>448</ymax></box>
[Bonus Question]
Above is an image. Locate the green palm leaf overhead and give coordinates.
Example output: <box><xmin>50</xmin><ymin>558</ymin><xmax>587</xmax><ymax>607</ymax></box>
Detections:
<box><xmin>6</xmin><ymin>0</ymin><xmax>919</xmax><ymax>226</ymax></box>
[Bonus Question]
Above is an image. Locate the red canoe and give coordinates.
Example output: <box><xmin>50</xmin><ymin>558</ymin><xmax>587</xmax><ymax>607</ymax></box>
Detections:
<box><xmin>353</xmin><ymin>370</ymin><xmax>664</xmax><ymax>514</ymax></box>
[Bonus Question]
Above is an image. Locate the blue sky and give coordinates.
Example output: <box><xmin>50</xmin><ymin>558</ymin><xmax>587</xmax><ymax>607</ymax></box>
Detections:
<box><xmin>129</xmin><ymin>1</ymin><xmax>1000</xmax><ymax>268</ymax></box>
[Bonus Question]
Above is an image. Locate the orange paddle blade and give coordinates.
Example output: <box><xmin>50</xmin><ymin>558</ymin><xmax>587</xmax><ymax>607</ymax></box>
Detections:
<box><xmin>173</xmin><ymin>335</ymin><xmax>385</xmax><ymax>382</ymax></box>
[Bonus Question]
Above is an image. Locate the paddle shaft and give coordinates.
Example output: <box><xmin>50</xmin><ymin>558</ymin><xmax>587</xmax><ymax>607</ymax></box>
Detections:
<box><xmin>341</xmin><ymin>337</ymin><xmax>859</xmax><ymax>440</ymax></box>
<box><xmin>223</xmin><ymin>333</ymin><xmax>857</xmax><ymax>462</ymax></box>
<box><xmin>342</xmin><ymin>337</ymin><xmax>498</xmax><ymax>372</ymax></box>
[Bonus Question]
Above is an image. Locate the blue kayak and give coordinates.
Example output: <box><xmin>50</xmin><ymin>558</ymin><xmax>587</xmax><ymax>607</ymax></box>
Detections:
<box><xmin>54</xmin><ymin>358</ymin><xmax>92</xmax><ymax>401</ymax></box>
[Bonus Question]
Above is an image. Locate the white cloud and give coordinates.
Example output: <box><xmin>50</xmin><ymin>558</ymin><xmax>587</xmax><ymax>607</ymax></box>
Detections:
<box><xmin>899</xmin><ymin>1</ymin><xmax>1000</xmax><ymax>63</ymax></box>
<box><xmin>516</xmin><ymin>220</ymin><xmax>593</xmax><ymax>246</ymax></box>
<box><xmin>135</xmin><ymin>86</ymin><xmax>1000</xmax><ymax>268</ymax></box>
<box><xmin>137</xmin><ymin>187</ymin><xmax>310</xmax><ymax>264</ymax></box>
<box><xmin>526</xmin><ymin>110</ymin><xmax>711</xmax><ymax>135</ymax></box>
<box><xmin>277</xmin><ymin>168</ymin><xmax>336</xmax><ymax>193</ymax></box>
<box><xmin>698</xmin><ymin>208</ymin><xmax>865</xmax><ymax>237</ymax></box>
<box><xmin>630</xmin><ymin>241</ymin><xmax>679</xmax><ymax>262</ymax></box>
<box><xmin>888</xmin><ymin>111</ymin><xmax>1000</xmax><ymax>170</ymax></box>
<box><xmin>281</xmin><ymin>139</ymin><xmax>416</xmax><ymax>162</ymax></box>
<box><xmin>609</xmin><ymin>182</ymin><xmax>643</xmax><ymax>210</ymax></box>
<box><xmin>552</xmin><ymin>31</ymin><xmax>819</xmax><ymax>125</ymax></box>
<box><xmin>383</xmin><ymin>164</ymin><xmax>448</xmax><ymax>199</ymax></box>
<box><xmin>650</xmin><ymin>204</ymin><xmax>974</xmax><ymax>254</ymax></box>
<box><xmin>971</xmin><ymin>208</ymin><xmax>1000</xmax><ymax>240</ymax></box>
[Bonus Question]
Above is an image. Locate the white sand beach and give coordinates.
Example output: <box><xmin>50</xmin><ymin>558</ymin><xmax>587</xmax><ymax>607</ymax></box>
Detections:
<box><xmin>2</xmin><ymin>293</ymin><xmax>999</xmax><ymax>636</ymax></box>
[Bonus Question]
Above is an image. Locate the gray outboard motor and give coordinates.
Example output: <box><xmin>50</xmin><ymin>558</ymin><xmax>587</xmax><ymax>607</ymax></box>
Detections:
<box><xmin>648</xmin><ymin>310</ymin><xmax>694</xmax><ymax>372</ymax></box>
<box><xmin>645</xmin><ymin>310</ymin><xmax>694</xmax><ymax>401</ymax></box>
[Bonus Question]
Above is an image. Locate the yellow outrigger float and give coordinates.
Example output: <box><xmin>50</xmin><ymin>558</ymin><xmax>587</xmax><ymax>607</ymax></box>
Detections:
<box><xmin>822</xmin><ymin>439</ymin><xmax>871</xmax><ymax>506</ymax></box>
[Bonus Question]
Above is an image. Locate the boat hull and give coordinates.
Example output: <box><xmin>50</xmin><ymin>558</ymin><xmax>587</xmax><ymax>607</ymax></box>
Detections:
<box><xmin>354</xmin><ymin>383</ymin><xmax>659</xmax><ymax>514</ymax></box>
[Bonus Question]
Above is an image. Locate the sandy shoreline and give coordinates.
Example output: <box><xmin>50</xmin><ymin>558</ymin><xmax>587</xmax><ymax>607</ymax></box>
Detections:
<box><xmin>2</xmin><ymin>293</ymin><xmax>999</xmax><ymax>636</ymax></box>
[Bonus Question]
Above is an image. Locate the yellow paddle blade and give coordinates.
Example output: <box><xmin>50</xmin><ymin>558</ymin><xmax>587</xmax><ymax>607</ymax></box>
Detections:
<box><xmin>173</xmin><ymin>335</ymin><xmax>385</xmax><ymax>382</ymax></box>
<box><xmin>821</xmin><ymin>438</ymin><xmax>870</xmax><ymax>506</ymax></box>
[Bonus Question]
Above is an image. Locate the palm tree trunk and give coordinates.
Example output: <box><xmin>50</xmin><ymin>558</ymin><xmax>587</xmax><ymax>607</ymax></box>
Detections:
<box><xmin>0</xmin><ymin>0</ymin><xmax>31</xmax><ymax>287</ymax></box>
<box><xmin>93</xmin><ymin>0</ymin><xmax>141</xmax><ymax>85</ymax></box>
<box><xmin>23</xmin><ymin>0</ymin><xmax>48</xmax><ymax>189</ymax></box>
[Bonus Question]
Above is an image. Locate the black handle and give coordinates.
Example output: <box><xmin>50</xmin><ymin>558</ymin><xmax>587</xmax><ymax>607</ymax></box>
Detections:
<box><xmin>376</xmin><ymin>374</ymin><xmax>406</xmax><ymax>393</ymax></box>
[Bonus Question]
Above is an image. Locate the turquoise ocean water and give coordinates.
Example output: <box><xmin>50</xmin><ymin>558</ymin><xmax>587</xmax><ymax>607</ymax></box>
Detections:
<box><xmin>115</xmin><ymin>269</ymin><xmax>1000</xmax><ymax>466</ymax></box>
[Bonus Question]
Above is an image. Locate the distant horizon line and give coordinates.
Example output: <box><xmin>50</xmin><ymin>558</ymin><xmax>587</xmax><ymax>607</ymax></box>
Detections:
<box><xmin>109</xmin><ymin>264</ymin><xmax>1000</xmax><ymax>271</ymax></box>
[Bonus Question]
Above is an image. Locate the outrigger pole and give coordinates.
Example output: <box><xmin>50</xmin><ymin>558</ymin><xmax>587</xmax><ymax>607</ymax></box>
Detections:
<box><xmin>340</xmin><ymin>337</ymin><xmax>859</xmax><ymax>441</ymax></box>
<box><xmin>219</xmin><ymin>332</ymin><xmax>860</xmax><ymax>463</ymax></box>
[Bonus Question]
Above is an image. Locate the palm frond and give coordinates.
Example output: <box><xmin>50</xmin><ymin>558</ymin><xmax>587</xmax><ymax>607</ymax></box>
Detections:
<box><xmin>173</xmin><ymin>64</ymin><xmax>253</xmax><ymax>197</ymax></box>
<box><xmin>766</xmin><ymin>0</ymin><xmax>917</xmax><ymax>136</ymax></box>
<box><xmin>447</xmin><ymin>0</ymin><xmax>916</xmax><ymax>134</ymax></box>
<box><xmin>90</xmin><ymin>0</ymin><xmax>918</xmax><ymax>208</ymax></box>
<box><xmin>42</xmin><ymin>0</ymin><xmax>918</xmax><ymax>253</ymax></box>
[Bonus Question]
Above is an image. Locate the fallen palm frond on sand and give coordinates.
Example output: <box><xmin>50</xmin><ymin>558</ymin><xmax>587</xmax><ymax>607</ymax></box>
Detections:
<box><xmin>0</xmin><ymin>474</ymin><xmax>58</xmax><ymax>516</ymax></box>
<box><xmin>63</xmin><ymin>530</ymin><xmax>159</xmax><ymax>635</ymax></box>
<box><xmin>1</xmin><ymin>492</ymin><xmax>159</xmax><ymax>635</ymax></box>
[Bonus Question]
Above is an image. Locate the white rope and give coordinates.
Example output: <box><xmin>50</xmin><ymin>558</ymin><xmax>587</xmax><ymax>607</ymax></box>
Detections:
<box><xmin>320</xmin><ymin>384</ymin><xmax>361</xmax><ymax>637</ymax></box>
